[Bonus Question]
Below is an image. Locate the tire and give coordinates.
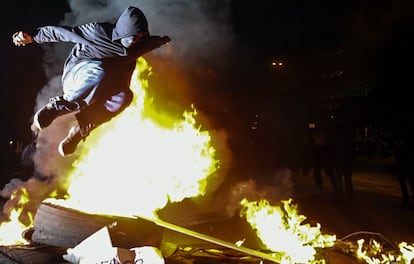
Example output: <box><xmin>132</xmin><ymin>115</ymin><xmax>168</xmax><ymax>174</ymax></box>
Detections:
<box><xmin>0</xmin><ymin>245</ymin><xmax>67</xmax><ymax>264</ymax></box>
<box><xmin>31</xmin><ymin>202</ymin><xmax>164</xmax><ymax>249</ymax></box>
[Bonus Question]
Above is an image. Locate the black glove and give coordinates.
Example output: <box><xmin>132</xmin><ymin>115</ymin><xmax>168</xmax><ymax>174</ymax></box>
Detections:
<box><xmin>134</xmin><ymin>35</ymin><xmax>171</xmax><ymax>56</ymax></box>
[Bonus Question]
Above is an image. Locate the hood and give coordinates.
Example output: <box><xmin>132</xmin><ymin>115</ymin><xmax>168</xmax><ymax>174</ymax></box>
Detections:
<box><xmin>112</xmin><ymin>6</ymin><xmax>149</xmax><ymax>41</ymax></box>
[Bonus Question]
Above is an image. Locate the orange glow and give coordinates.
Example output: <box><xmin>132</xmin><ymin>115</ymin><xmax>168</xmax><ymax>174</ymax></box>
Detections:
<box><xmin>0</xmin><ymin>188</ymin><xmax>32</xmax><ymax>245</ymax></box>
<box><xmin>240</xmin><ymin>198</ymin><xmax>336</xmax><ymax>263</ymax></box>
<box><xmin>46</xmin><ymin>58</ymin><xmax>219</xmax><ymax>218</ymax></box>
<box><xmin>356</xmin><ymin>239</ymin><xmax>414</xmax><ymax>263</ymax></box>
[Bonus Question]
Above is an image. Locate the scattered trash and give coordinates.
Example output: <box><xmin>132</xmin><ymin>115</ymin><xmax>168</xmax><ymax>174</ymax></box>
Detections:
<box><xmin>63</xmin><ymin>226</ymin><xmax>164</xmax><ymax>264</ymax></box>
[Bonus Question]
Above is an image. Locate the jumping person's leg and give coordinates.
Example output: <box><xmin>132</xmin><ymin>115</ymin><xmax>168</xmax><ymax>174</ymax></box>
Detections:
<box><xmin>58</xmin><ymin>89</ymin><xmax>133</xmax><ymax>156</ymax></box>
<box><xmin>34</xmin><ymin>61</ymin><xmax>105</xmax><ymax>130</ymax></box>
<box><xmin>34</xmin><ymin>96</ymin><xmax>82</xmax><ymax>130</ymax></box>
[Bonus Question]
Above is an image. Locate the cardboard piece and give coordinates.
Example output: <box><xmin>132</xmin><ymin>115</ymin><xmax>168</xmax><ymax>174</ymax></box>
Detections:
<box><xmin>63</xmin><ymin>226</ymin><xmax>164</xmax><ymax>264</ymax></box>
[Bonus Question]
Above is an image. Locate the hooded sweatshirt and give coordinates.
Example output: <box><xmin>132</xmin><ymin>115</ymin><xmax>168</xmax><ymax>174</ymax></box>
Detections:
<box><xmin>112</xmin><ymin>6</ymin><xmax>148</xmax><ymax>41</ymax></box>
<box><xmin>32</xmin><ymin>6</ymin><xmax>169</xmax><ymax>89</ymax></box>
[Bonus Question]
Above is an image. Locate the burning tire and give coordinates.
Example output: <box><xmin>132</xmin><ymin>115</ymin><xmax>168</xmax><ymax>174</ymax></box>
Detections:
<box><xmin>31</xmin><ymin>202</ymin><xmax>164</xmax><ymax>249</ymax></box>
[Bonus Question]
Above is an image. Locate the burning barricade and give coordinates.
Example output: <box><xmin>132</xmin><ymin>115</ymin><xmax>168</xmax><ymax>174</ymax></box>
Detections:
<box><xmin>0</xmin><ymin>58</ymin><xmax>413</xmax><ymax>264</ymax></box>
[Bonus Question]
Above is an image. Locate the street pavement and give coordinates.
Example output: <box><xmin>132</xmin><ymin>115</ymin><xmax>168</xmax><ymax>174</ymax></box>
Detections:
<box><xmin>292</xmin><ymin>162</ymin><xmax>414</xmax><ymax>245</ymax></box>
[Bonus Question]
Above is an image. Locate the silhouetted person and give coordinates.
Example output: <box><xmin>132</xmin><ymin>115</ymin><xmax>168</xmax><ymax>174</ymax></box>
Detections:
<box><xmin>393</xmin><ymin>119</ymin><xmax>414</xmax><ymax>209</ymax></box>
<box><xmin>331</xmin><ymin>125</ymin><xmax>355</xmax><ymax>197</ymax></box>
<box><xmin>304</xmin><ymin>123</ymin><xmax>339</xmax><ymax>194</ymax></box>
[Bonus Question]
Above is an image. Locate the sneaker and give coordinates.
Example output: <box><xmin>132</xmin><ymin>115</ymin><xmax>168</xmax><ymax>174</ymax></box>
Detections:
<box><xmin>34</xmin><ymin>104</ymin><xmax>65</xmax><ymax>130</ymax></box>
<box><xmin>58</xmin><ymin>126</ymin><xmax>85</xmax><ymax>156</ymax></box>
<box><xmin>34</xmin><ymin>97</ymin><xmax>81</xmax><ymax>130</ymax></box>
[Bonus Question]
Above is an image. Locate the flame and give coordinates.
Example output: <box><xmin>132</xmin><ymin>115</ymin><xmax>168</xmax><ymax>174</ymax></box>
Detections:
<box><xmin>0</xmin><ymin>188</ymin><xmax>33</xmax><ymax>245</ymax></box>
<box><xmin>240</xmin><ymin>198</ymin><xmax>414</xmax><ymax>263</ymax></box>
<box><xmin>46</xmin><ymin>57</ymin><xmax>219</xmax><ymax>218</ymax></box>
<box><xmin>240</xmin><ymin>198</ymin><xmax>336</xmax><ymax>263</ymax></box>
<box><xmin>399</xmin><ymin>242</ymin><xmax>414</xmax><ymax>263</ymax></box>
<box><xmin>356</xmin><ymin>239</ymin><xmax>414</xmax><ymax>264</ymax></box>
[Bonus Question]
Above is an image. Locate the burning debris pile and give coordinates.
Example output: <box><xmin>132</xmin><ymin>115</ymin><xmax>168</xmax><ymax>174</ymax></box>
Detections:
<box><xmin>0</xmin><ymin>58</ymin><xmax>413</xmax><ymax>264</ymax></box>
<box><xmin>238</xmin><ymin>199</ymin><xmax>414</xmax><ymax>264</ymax></box>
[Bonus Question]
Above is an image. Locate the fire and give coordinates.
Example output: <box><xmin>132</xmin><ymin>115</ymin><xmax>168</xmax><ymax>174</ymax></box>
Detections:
<box><xmin>240</xmin><ymin>198</ymin><xmax>336</xmax><ymax>263</ymax></box>
<box><xmin>399</xmin><ymin>242</ymin><xmax>414</xmax><ymax>263</ymax></box>
<box><xmin>0</xmin><ymin>188</ymin><xmax>33</xmax><ymax>245</ymax></box>
<box><xmin>240</xmin><ymin>198</ymin><xmax>414</xmax><ymax>263</ymax></box>
<box><xmin>46</xmin><ymin>57</ymin><xmax>219</xmax><ymax>218</ymax></box>
<box><xmin>356</xmin><ymin>239</ymin><xmax>414</xmax><ymax>263</ymax></box>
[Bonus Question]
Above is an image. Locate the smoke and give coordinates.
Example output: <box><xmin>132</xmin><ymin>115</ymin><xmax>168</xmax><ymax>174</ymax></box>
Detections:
<box><xmin>0</xmin><ymin>1</ymin><xmax>293</xmax><ymax>232</ymax></box>
<box><xmin>0</xmin><ymin>0</ymin><xmax>235</xmax><ymax>217</ymax></box>
<box><xmin>35</xmin><ymin>0</ymin><xmax>235</xmax><ymax>103</ymax></box>
<box><xmin>223</xmin><ymin>168</ymin><xmax>294</xmax><ymax>218</ymax></box>
<box><xmin>30</xmin><ymin>0</ymin><xmax>236</xmax><ymax>173</ymax></box>
<box><xmin>40</xmin><ymin>0</ymin><xmax>235</xmax><ymax>80</ymax></box>
<box><xmin>30</xmin><ymin>0</ymin><xmax>292</xmax><ymax>217</ymax></box>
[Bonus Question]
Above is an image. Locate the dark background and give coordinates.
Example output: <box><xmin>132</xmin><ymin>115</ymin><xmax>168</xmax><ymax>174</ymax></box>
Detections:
<box><xmin>0</xmin><ymin>1</ymin><xmax>71</xmax><ymax>140</ymax></box>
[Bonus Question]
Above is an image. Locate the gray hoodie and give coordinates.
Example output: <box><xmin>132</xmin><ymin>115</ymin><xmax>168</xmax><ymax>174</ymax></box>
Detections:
<box><xmin>33</xmin><ymin>6</ymin><xmax>170</xmax><ymax>89</ymax></box>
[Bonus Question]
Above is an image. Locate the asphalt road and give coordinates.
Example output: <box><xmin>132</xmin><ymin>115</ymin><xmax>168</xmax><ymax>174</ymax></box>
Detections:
<box><xmin>293</xmin><ymin>164</ymin><xmax>414</xmax><ymax>245</ymax></box>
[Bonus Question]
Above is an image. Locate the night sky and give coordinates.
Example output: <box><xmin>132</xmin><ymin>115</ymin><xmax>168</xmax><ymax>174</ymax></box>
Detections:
<box><xmin>1</xmin><ymin>0</ymin><xmax>413</xmax><ymax>154</ymax></box>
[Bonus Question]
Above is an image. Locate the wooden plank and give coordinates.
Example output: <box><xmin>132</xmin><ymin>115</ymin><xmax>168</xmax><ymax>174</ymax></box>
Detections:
<box><xmin>134</xmin><ymin>215</ymin><xmax>280</xmax><ymax>263</ymax></box>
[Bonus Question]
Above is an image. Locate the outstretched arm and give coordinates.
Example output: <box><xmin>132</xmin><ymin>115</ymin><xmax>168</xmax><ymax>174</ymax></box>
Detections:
<box><xmin>13</xmin><ymin>24</ymin><xmax>96</xmax><ymax>46</ymax></box>
<box><xmin>12</xmin><ymin>31</ymin><xmax>33</xmax><ymax>46</ymax></box>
